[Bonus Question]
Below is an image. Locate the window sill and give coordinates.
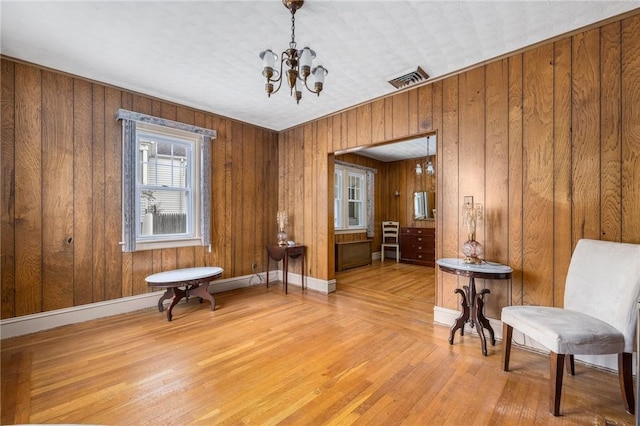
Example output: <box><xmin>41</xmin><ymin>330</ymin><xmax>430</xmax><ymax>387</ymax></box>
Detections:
<box><xmin>127</xmin><ymin>237</ymin><xmax>204</xmax><ymax>252</ymax></box>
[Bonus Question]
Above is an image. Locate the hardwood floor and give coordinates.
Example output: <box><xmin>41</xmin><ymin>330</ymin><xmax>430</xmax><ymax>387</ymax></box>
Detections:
<box><xmin>1</xmin><ymin>261</ymin><xmax>634</xmax><ymax>425</ymax></box>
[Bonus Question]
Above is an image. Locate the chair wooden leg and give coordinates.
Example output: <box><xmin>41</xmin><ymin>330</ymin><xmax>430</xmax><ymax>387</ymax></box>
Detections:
<box><xmin>502</xmin><ymin>323</ymin><xmax>513</xmax><ymax>371</ymax></box>
<box><xmin>618</xmin><ymin>352</ymin><xmax>634</xmax><ymax>415</ymax></box>
<box><xmin>565</xmin><ymin>354</ymin><xmax>575</xmax><ymax>376</ymax></box>
<box><xmin>550</xmin><ymin>352</ymin><xmax>564</xmax><ymax>416</ymax></box>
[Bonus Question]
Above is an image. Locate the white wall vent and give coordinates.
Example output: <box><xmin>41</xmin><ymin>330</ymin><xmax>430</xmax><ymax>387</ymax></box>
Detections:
<box><xmin>387</xmin><ymin>66</ymin><xmax>430</xmax><ymax>89</ymax></box>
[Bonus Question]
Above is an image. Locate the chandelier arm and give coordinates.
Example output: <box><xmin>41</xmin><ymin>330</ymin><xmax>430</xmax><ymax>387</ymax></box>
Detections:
<box><xmin>301</xmin><ymin>76</ymin><xmax>320</xmax><ymax>94</ymax></box>
<box><xmin>269</xmin><ymin>51</ymin><xmax>289</xmax><ymax>95</ymax></box>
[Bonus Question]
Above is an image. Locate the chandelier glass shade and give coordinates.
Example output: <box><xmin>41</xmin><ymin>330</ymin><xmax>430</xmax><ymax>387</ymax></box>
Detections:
<box><xmin>415</xmin><ymin>159</ymin><xmax>435</xmax><ymax>176</ymax></box>
<box><xmin>259</xmin><ymin>0</ymin><xmax>328</xmax><ymax>104</ymax></box>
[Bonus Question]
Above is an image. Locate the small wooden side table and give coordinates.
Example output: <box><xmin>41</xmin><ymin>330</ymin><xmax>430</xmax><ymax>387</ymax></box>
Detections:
<box><xmin>436</xmin><ymin>258</ymin><xmax>512</xmax><ymax>356</ymax></box>
<box><xmin>266</xmin><ymin>244</ymin><xmax>306</xmax><ymax>294</ymax></box>
<box><xmin>145</xmin><ymin>266</ymin><xmax>223</xmax><ymax>321</ymax></box>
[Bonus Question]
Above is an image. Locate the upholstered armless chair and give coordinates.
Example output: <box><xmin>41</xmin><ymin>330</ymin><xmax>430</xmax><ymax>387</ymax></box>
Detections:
<box><xmin>501</xmin><ymin>239</ymin><xmax>640</xmax><ymax>416</ymax></box>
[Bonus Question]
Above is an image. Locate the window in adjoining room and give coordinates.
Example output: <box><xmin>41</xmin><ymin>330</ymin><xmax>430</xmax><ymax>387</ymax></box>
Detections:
<box><xmin>334</xmin><ymin>162</ymin><xmax>374</xmax><ymax>235</ymax></box>
<box><xmin>117</xmin><ymin>109</ymin><xmax>216</xmax><ymax>252</ymax></box>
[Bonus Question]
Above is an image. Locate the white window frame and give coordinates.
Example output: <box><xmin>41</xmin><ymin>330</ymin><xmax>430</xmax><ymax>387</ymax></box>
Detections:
<box><xmin>334</xmin><ymin>163</ymin><xmax>368</xmax><ymax>233</ymax></box>
<box><xmin>117</xmin><ymin>109</ymin><xmax>215</xmax><ymax>252</ymax></box>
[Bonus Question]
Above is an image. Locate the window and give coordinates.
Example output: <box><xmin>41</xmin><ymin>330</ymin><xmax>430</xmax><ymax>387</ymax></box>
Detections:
<box><xmin>117</xmin><ymin>110</ymin><xmax>215</xmax><ymax>252</ymax></box>
<box><xmin>334</xmin><ymin>163</ymin><xmax>370</xmax><ymax>232</ymax></box>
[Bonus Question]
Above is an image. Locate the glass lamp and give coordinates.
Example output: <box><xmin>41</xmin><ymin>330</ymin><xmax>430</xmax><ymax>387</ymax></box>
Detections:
<box><xmin>277</xmin><ymin>211</ymin><xmax>288</xmax><ymax>246</ymax></box>
<box><xmin>461</xmin><ymin>196</ymin><xmax>483</xmax><ymax>264</ymax></box>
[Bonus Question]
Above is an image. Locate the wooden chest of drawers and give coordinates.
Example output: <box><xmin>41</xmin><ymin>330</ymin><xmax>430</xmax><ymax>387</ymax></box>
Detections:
<box><xmin>400</xmin><ymin>227</ymin><xmax>435</xmax><ymax>267</ymax></box>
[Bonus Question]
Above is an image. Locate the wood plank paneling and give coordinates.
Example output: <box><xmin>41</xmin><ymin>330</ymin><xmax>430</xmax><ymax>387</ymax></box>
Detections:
<box><xmin>14</xmin><ymin>64</ymin><xmax>43</xmax><ymax>316</ymax></box>
<box><xmin>522</xmin><ymin>45</ymin><xmax>555</xmax><ymax>307</ymax></box>
<box><xmin>356</xmin><ymin>104</ymin><xmax>371</xmax><ymax>148</ymax></box>
<box><xmin>103</xmin><ymin>87</ymin><xmax>122</xmax><ymax>301</ymax></box>
<box><xmin>241</xmin><ymin>123</ymin><xmax>257</xmax><ymax>275</ymax></box>
<box><xmin>552</xmin><ymin>38</ymin><xmax>573</xmax><ymax>307</ymax></box>
<box><xmin>392</xmin><ymin>92</ymin><xmax>409</xmax><ymax>139</ymax></box>
<box><xmin>293</xmin><ymin>125</ymin><xmax>305</xmax><ymax>270</ymax></box>
<box><xmin>347</xmin><ymin>108</ymin><xmax>357</xmax><ymax>149</ymax></box>
<box><xmin>459</xmin><ymin>68</ymin><xmax>486</xmax><ymax>243</ymax></box>
<box><xmin>254</xmin><ymin>126</ymin><xmax>266</xmax><ymax>271</ymax></box>
<box><xmin>72</xmin><ymin>79</ymin><xmax>94</xmax><ymax>306</ymax></box>
<box><xmin>303</xmin><ymin>123</ymin><xmax>315</xmax><ymax>277</ymax></box>
<box><xmin>440</xmin><ymin>76</ymin><xmax>460</xmax><ymax>310</ymax></box>
<box><xmin>484</xmin><ymin>60</ymin><xmax>509</xmax><ymax>318</ymax></box>
<box><xmin>408</xmin><ymin>89</ymin><xmax>419</xmax><ymax>134</ymax></box>
<box><xmin>384</xmin><ymin>97</ymin><xmax>393</xmax><ymax>141</ymax></box>
<box><xmin>41</xmin><ymin>71</ymin><xmax>74</xmax><ymax>311</ymax></box>
<box><xmin>231</xmin><ymin>120</ymin><xmax>244</xmax><ymax>276</ymax></box>
<box><xmin>91</xmin><ymin>84</ymin><xmax>106</xmax><ymax>302</ymax></box>
<box><xmin>507</xmin><ymin>54</ymin><xmax>524</xmax><ymax>306</ymax></box>
<box><xmin>1</xmin><ymin>60</ymin><xmax>16</xmax><ymax>318</ymax></box>
<box><xmin>418</xmin><ymin>85</ymin><xmax>433</xmax><ymax>132</ymax></box>
<box><xmin>600</xmin><ymin>22</ymin><xmax>622</xmax><ymax>243</ymax></box>
<box><xmin>572</xmin><ymin>29</ymin><xmax>601</xmax><ymax>243</ymax></box>
<box><xmin>432</xmin><ymin>81</ymin><xmax>444</xmax><ymax>307</ymax></box>
<box><xmin>371</xmin><ymin>99</ymin><xmax>385</xmax><ymax>144</ymax></box>
<box><xmin>621</xmin><ymin>15</ymin><xmax>640</xmax><ymax>243</ymax></box>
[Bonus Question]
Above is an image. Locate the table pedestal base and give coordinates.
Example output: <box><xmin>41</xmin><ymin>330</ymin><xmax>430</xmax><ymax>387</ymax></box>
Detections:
<box><xmin>156</xmin><ymin>284</ymin><xmax>216</xmax><ymax>322</ymax></box>
<box><xmin>448</xmin><ymin>277</ymin><xmax>496</xmax><ymax>356</ymax></box>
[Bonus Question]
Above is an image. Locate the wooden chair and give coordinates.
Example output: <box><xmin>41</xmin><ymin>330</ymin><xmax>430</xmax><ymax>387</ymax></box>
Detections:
<box><xmin>380</xmin><ymin>221</ymin><xmax>400</xmax><ymax>262</ymax></box>
<box><xmin>501</xmin><ymin>239</ymin><xmax>640</xmax><ymax>416</ymax></box>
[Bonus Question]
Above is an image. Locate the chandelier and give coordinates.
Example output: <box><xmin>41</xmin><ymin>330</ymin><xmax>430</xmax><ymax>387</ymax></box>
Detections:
<box><xmin>415</xmin><ymin>159</ymin><xmax>434</xmax><ymax>176</ymax></box>
<box><xmin>415</xmin><ymin>137</ymin><xmax>435</xmax><ymax>176</ymax></box>
<box><xmin>259</xmin><ymin>0</ymin><xmax>328</xmax><ymax>104</ymax></box>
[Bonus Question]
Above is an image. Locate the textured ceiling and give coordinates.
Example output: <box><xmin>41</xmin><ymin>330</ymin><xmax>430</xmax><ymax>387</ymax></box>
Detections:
<box><xmin>2</xmin><ymin>1</ymin><xmax>639</xmax><ymax>132</ymax></box>
<box><xmin>346</xmin><ymin>135</ymin><xmax>435</xmax><ymax>162</ymax></box>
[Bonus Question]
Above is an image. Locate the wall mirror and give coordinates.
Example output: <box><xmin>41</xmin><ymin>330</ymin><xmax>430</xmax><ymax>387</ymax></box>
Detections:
<box><xmin>414</xmin><ymin>191</ymin><xmax>435</xmax><ymax>220</ymax></box>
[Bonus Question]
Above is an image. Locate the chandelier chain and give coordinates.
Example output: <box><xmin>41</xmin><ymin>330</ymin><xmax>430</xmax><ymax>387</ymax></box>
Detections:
<box><xmin>290</xmin><ymin>12</ymin><xmax>296</xmax><ymax>48</ymax></box>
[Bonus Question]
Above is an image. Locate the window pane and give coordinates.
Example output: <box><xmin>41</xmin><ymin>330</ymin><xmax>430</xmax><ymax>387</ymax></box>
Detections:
<box><xmin>335</xmin><ymin>165</ymin><xmax>368</xmax><ymax>230</ymax></box>
<box><xmin>139</xmin><ymin>189</ymin><xmax>189</xmax><ymax>236</ymax></box>
<box><xmin>348</xmin><ymin>200</ymin><xmax>362</xmax><ymax>226</ymax></box>
<box><xmin>136</xmin><ymin>129</ymin><xmax>194</xmax><ymax>240</ymax></box>
<box><xmin>141</xmin><ymin>139</ymin><xmax>189</xmax><ymax>189</ymax></box>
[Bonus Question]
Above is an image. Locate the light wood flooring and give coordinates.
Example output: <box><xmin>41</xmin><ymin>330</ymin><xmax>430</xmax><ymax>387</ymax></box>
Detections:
<box><xmin>1</xmin><ymin>261</ymin><xmax>635</xmax><ymax>425</ymax></box>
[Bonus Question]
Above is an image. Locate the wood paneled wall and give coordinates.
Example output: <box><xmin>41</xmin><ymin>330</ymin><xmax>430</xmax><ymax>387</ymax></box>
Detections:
<box><xmin>1</xmin><ymin>59</ymin><xmax>279</xmax><ymax>319</ymax></box>
<box><xmin>279</xmin><ymin>13</ymin><xmax>640</xmax><ymax>318</ymax></box>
